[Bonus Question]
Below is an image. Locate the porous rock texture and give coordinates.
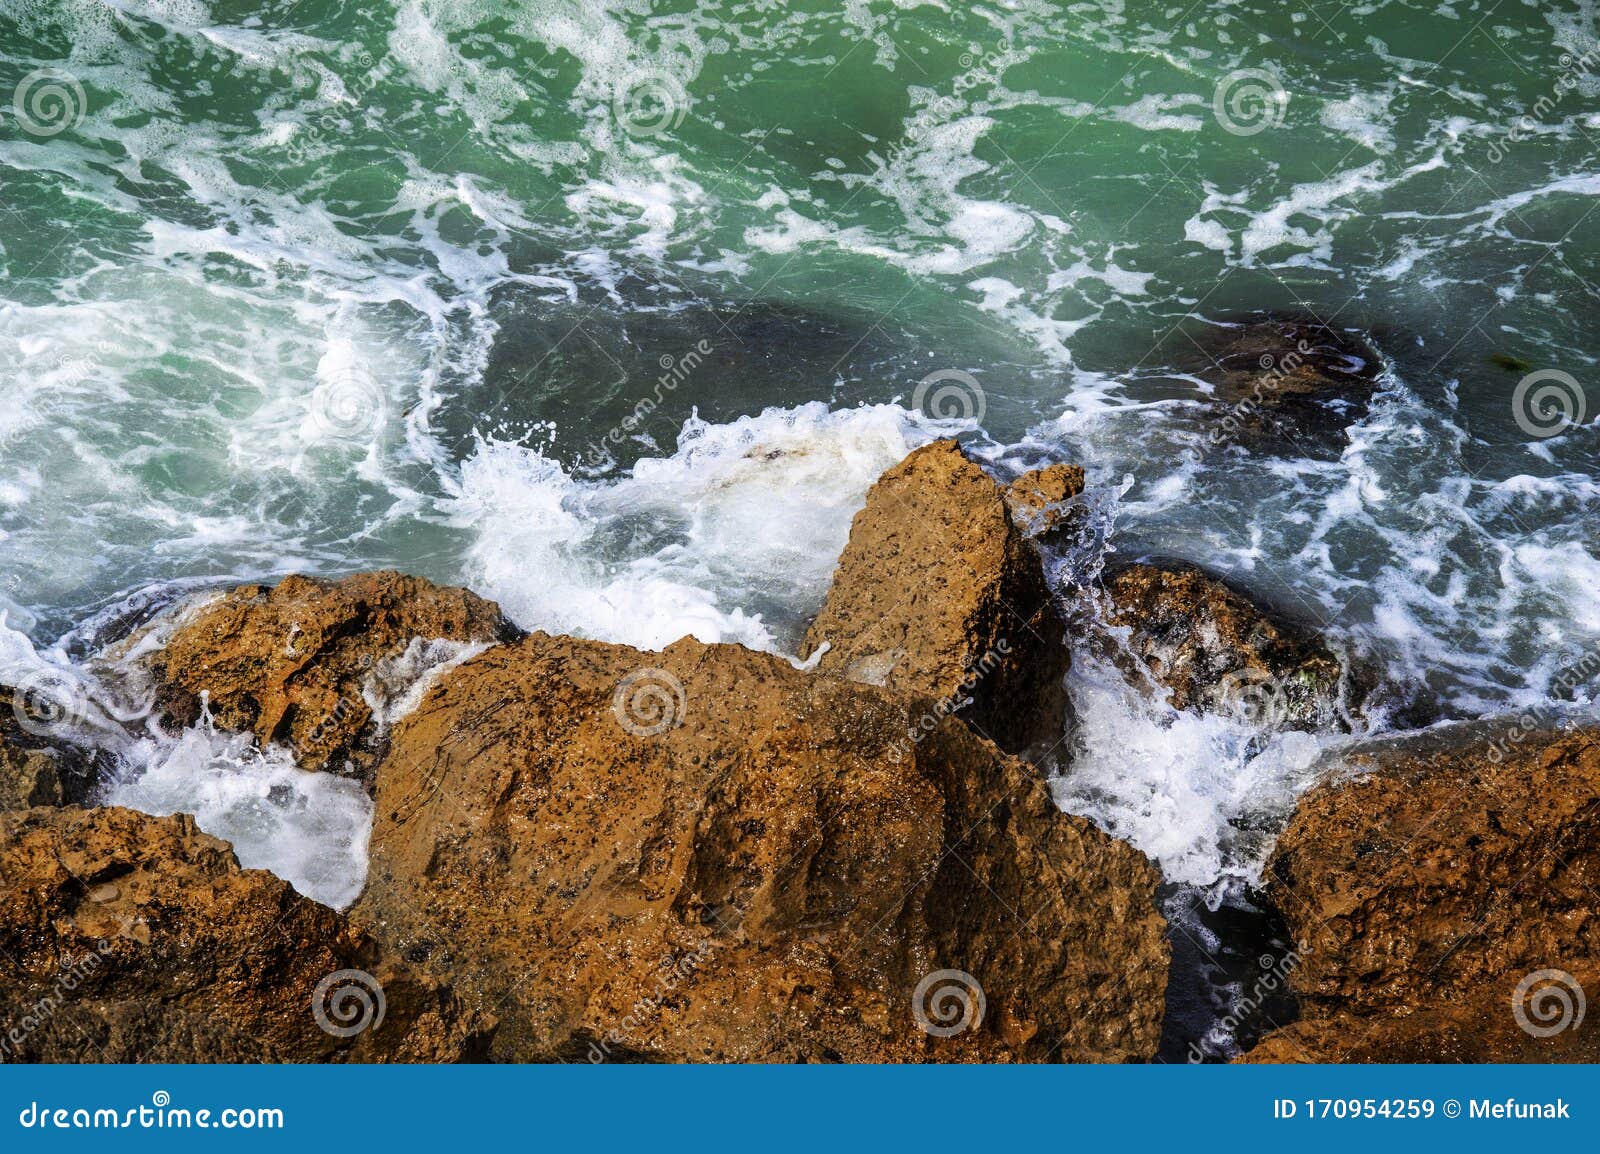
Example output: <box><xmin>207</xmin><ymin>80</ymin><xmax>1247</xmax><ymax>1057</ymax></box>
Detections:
<box><xmin>0</xmin><ymin>719</ymin><xmax>66</xmax><ymax>811</ymax></box>
<box><xmin>0</xmin><ymin>684</ymin><xmax>103</xmax><ymax>809</ymax></box>
<box><xmin>1099</xmin><ymin>560</ymin><xmax>1351</xmax><ymax>730</ymax></box>
<box><xmin>1244</xmin><ymin>723</ymin><xmax>1600</xmax><ymax>1062</ymax></box>
<box><xmin>146</xmin><ymin>571</ymin><xmax>518</xmax><ymax>775</ymax></box>
<box><xmin>802</xmin><ymin>439</ymin><xmax>1070</xmax><ymax>754</ymax></box>
<box><xmin>354</xmin><ymin>632</ymin><xmax>1168</xmax><ymax>1063</ymax></box>
<box><xmin>0</xmin><ymin>805</ymin><xmax>491</xmax><ymax>1062</ymax></box>
<box><xmin>1003</xmin><ymin>463</ymin><xmax>1086</xmax><ymax>538</ymax></box>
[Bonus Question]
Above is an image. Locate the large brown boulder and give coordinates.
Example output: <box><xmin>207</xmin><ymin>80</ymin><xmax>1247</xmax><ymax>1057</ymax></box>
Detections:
<box><xmin>145</xmin><ymin>571</ymin><xmax>518</xmax><ymax>775</ymax></box>
<box><xmin>1245</xmin><ymin>723</ymin><xmax>1600</xmax><ymax>1062</ymax></box>
<box><xmin>1099</xmin><ymin>560</ymin><xmax>1351</xmax><ymax>730</ymax></box>
<box><xmin>354</xmin><ymin>631</ymin><xmax>1167</xmax><ymax>1063</ymax></box>
<box><xmin>802</xmin><ymin>440</ymin><xmax>1069</xmax><ymax>754</ymax></box>
<box><xmin>0</xmin><ymin>805</ymin><xmax>491</xmax><ymax>1062</ymax></box>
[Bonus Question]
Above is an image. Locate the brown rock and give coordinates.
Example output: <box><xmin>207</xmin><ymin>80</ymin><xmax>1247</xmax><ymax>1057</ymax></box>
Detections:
<box><xmin>1099</xmin><ymin>560</ymin><xmax>1350</xmax><ymax>729</ymax></box>
<box><xmin>147</xmin><ymin>571</ymin><xmax>518</xmax><ymax>775</ymax></box>
<box><xmin>1004</xmin><ymin>463</ymin><xmax>1086</xmax><ymax>537</ymax></box>
<box><xmin>1241</xmin><ymin>1003</ymin><xmax>1600</xmax><ymax>1064</ymax></box>
<box><xmin>0</xmin><ymin>805</ymin><xmax>491</xmax><ymax>1062</ymax></box>
<box><xmin>354</xmin><ymin>632</ymin><xmax>1167</xmax><ymax>1063</ymax></box>
<box><xmin>1246</xmin><ymin>723</ymin><xmax>1600</xmax><ymax>1062</ymax></box>
<box><xmin>0</xmin><ymin>685</ymin><xmax>105</xmax><ymax>809</ymax></box>
<box><xmin>1190</xmin><ymin>316</ymin><xmax>1383</xmax><ymax>453</ymax></box>
<box><xmin>802</xmin><ymin>440</ymin><xmax>1069</xmax><ymax>754</ymax></box>
<box><xmin>0</xmin><ymin>745</ymin><xmax>62</xmax><ymax>810</ymax></box>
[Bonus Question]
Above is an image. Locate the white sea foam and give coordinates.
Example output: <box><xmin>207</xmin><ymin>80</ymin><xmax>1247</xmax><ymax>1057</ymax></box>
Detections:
<box><xmin>1050</xmin><ymin>649</ymin><xmax>1332</xmax><ymax>887</ymax></box>
<box><xmin>363</xmin><ymin>636</ymin><xmax>493</xmax><ymax>729</ymax></box>
<box><xmin>107</xmin><ymin>722</ymin><xmax>373</xmax><ymax>911</ymax></box>
<box><xmin>4</xmin><ymin>0</ymin><xmax>1600</xmax><ymax>934</ymax></box>
<box><xmin>0</xmin><ymin>610</ymin><xmax>372</xmax><ymax>909</ymax></box>
<box><xmin>446</xmin><ymin>401</ymin><xmax>970</xmax><ymax>652</ymax></box>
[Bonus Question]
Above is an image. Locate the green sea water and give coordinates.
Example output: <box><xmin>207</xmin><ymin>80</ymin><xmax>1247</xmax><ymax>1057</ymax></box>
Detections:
<box><xmin>2</xmin><ymin>0</ymin><xmax>1597</xmax><ymax>632</ymax></box>
<box><xmin>2</xmin><ymin>3</ymin><xmax>1600</xmax><ymax>1036</ymax></box>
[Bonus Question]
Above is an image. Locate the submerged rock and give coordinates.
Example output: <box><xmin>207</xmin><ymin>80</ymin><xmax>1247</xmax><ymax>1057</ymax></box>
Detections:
<box><xmin>355</xmin><ymin>631</ymin><xmax>1167</xmax><ymax>1063</ymax></box>
<box><xmin>802</xmin><ymin>439</ymin><xmax>1070</xmax><ymax>754</ymax></box>
<box><xmin>147</xmin><ymin>571</ymin><xmax>518</xmax><ymax>775</ymax></box>
<box><xmin>1245</xmin><ymin>723</ymin><xmax>1600</xmax><ymax>1062</ymax></box>
<box><xmin>0</xmin><ymin>806</ymin><xmax>491</xmax><ymax>1062</ymax></box>
<box><xmin>1178</xmin><ymin>316</ymin><xmax>1383</xmax><ymax>453</ymax></box>
<box><xmin>1099</xmin><ymin>559</ymin><xmax>1352</xmax><ymax>730</ymax></box>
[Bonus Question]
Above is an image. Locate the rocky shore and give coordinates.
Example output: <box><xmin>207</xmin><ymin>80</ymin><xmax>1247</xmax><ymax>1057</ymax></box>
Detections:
<box><xmin>3</xmin><ymin>327</ymin><xmax>1596</xmax><ymax>1062</ymax></box>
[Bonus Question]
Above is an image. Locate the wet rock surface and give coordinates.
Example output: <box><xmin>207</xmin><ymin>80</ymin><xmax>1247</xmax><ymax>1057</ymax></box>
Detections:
<box><xmin>803</xmin><ymin>439</ymin><xmax>1070</xmax><ymax>754</ymax></box>
<box><xmin>0</xmin><ymin>686</ymin><xmax>105</xmax><ymax>809</ymax></box>
<box><xmin>1245</xmin><ymin>723</ymin><xmax>1600</xmax><ymax>1062</ymax></box>
<box><xmin>0</xmin><ymin>805</ymin><xmax>491</xmax><ymax>1062</ymax></box>
<box><xmin>354</xmin><ymin>631</ymin><xmax>1167</xmax><ymax>1063</ymax></box>
<box><xmin>146</xmin><ymin>571</ymin><xmax>518</xmax><ymax>775</ymax></box>
<box><xmin>1003</xmin><ymin>463</ymin><xmax>1086</xmax><ymax>538</ymax></box>
<box><xmin>1098</xmin><ymin>559</ymin><xmax>1352</xmax><ymax>729</ymax></box>
<box><xmin>1161</xmin><ymin>316</ymin><xmax>1384</xmax><ymax>453</ymax></box>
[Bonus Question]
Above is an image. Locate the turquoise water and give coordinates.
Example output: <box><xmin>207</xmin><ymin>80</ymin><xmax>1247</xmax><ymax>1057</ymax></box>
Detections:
<box><xmin>2</xmin><ymin>2</ymin><xmax>1600</xmax><ymax>1039</ymax></box>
